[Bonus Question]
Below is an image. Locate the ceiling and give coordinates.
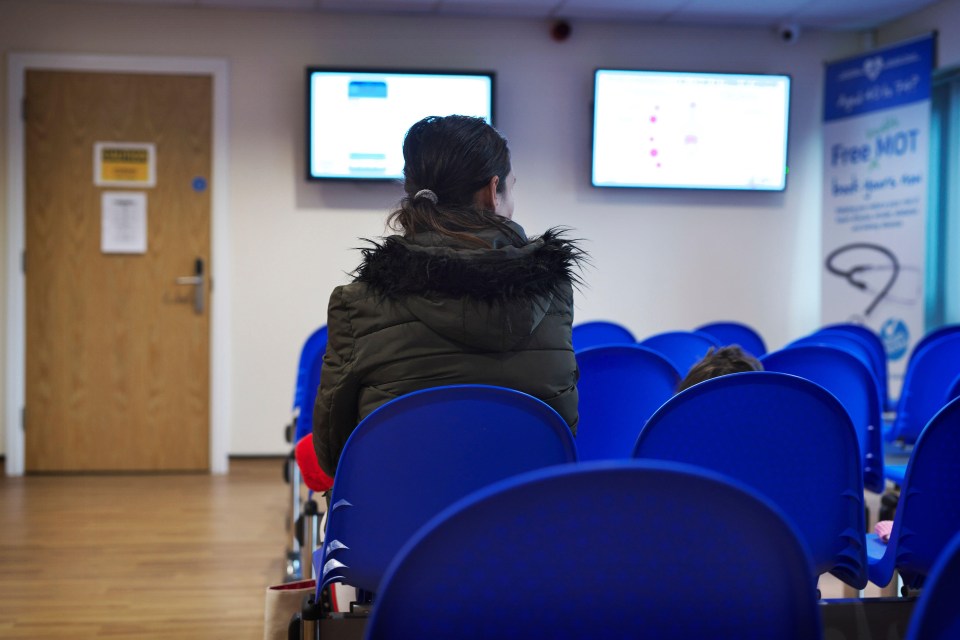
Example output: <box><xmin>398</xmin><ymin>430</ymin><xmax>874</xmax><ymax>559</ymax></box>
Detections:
<box><xmin>52</xmin><ymin>0</ymin><xmax>943</xmax><ymax>31</ymax></box>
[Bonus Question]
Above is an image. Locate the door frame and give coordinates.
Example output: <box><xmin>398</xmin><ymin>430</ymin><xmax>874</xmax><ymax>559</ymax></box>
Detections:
<box><xmin>6</xmin><ymin>52</ymin><xmax>231</xmax><ymax>475</ymax></box>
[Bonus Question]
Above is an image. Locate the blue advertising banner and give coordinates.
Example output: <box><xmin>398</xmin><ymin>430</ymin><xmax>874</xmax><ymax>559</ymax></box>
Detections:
<box><xmin>821</xmin><ymin>34</ymin><xmax>934</xmax><ymax>391</ymax></box>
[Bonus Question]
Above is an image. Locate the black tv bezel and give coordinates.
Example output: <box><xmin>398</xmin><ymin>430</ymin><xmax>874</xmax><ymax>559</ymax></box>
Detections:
<box><xmin>590</xmin><ymin>67</ymin><xmax>792</xmax><ymax>192</ymax></box>
<box><xmin>305</xmin><ymin>66</ymin><xmax>497</xmax><ymax>183</ymax></box>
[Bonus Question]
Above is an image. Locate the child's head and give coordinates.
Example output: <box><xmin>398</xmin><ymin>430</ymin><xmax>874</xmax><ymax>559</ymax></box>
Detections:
<box><xmin>676</xmin><ymin>345</ymin><xmax>763</xmax><ymax>393</ymax></box>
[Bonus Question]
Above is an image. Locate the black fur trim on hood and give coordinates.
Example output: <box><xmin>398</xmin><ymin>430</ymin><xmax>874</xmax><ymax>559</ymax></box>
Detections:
<box><xmin>353</xmin><ymin>227</ymin><xmax>586</xmax><ymax>302</ymax></box>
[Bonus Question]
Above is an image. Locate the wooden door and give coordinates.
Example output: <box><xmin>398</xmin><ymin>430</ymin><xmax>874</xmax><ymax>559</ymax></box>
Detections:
<box><xmin>24</xmin><ymin>71</ymin><xmax>212</xmax><ymax>471</ymax></box>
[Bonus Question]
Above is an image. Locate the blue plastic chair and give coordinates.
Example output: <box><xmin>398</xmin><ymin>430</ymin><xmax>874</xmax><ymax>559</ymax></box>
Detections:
<box><xmin>867</xmin><ymin>396</ymin><xmax>960</xmax><ymax>590</ymax></box>
<box><xmin>638</xmin><ymin>330</ymin><xmax>720</xmax><ymax>376</ymax></box>
<box><xmin>907</xmin><ymin>324</ymin><xmax>960</xmax><ymax>365</ymax></box>
<box><xmin>366</xmin><ymin>461</ymin><xmax>823</xmax><ymax>640</ymax></box>
<box><xmin>904</xmin><ymin>531</ymin><xmax>960</xmax><ymax>640</ymax></box>
<box><xmin>283</xmin><ymin>325</ymin><xmax>327</xmax><ymax>580</ymax></box>
<box><xmin>883</xmin><ymin>371</ymin><xmax>959</xmax><ymax>481</ymax></box>
<box><xmin>947</xmin><ymin>374</ymin><xmax>960</xmax><ymax>404</ymax></box>
<box><xmin>571</xmin><ymin>320</ymin><xmax>635</xmax><ymax>352</ymax></box>
<box><xmin>633</xmin><ymin>371</ymin><xmax>868</xmax><ymax>588</ymax></box>
<box><xmin>314</xmin><ymin>384</ymin><xmax>578</xmax><ymax>595</ymax></box>
<box><xmin>886</xmin><ymin>333</ymin><xmax>960</xmax><ymax>445</ymax></box>
<box><xmin>291</xmin><ymin>325</ymin><xmax>329</xmax><ymax>442</ymax></box>
<box><xmin>574</xmin><ymin>344</ymin><xmax>680</xmax><ymax>461</ymax></box>
<box><xmin>818</xmin><ymin>324</ymin><xmax>891</xmax><ymax>411</ymax></box>
<box><xmin>790</xmin><ymin>333</ymin><xmax>884</xmax><ymax>411</ymax></box>
<box><xmin>695</xmin><ymin>320</ymin><xmax>767</xmax><ymax>357</ymax></box>
<box><xmin>762</xmin><ymin>345</ymin><xmax>885</xmax><ymax>493</ymax></box>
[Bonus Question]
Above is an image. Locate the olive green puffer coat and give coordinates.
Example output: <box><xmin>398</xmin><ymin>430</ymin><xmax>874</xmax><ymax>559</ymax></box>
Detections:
<box><xmin>312</xmin><ymin>221</ymin><xmax>583</xmax><ymax>476</ymax></box>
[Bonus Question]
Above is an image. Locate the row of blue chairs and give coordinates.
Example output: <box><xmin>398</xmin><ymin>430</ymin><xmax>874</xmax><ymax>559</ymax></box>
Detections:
<box><xmin>575</xmin><ymin>320</ymin><xmax>960</xmax><ymax>438</ymax></box>
<box><xmin>281</xmin><ymin>320</ymin><xmax>959</xmax><ymax>609</ymax></box>
<box><xmin>571</xmin><ymin>319</ymin><xmax>767</xmax><ymax>374</ymax></box>
<box><xmin>281</xmin><ymin>326</ymin><xmax>328</xmax><ymax>580</ymax></box>
<box><xmin>782</xmin><ymin>323</ymin><xmax>960</xmax><ymax>493</ymax></box>
<box><xmin>574</xmin><ymin>319</ymin><xmax>960</xmax><ymax>473</ymax></box>
<box><xmin>296</xmin><ymin>381</ymin><xmax>960</xmax><ymax>638</ymax></box>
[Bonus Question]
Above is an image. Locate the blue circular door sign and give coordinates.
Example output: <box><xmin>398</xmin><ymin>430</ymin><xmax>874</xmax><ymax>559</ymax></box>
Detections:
<box><xmin>192</xmin><ymin>177</ymin><xmax>208</xmax><ymax>192</ymax></box>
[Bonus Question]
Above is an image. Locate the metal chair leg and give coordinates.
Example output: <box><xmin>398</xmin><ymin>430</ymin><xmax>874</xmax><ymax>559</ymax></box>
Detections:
<box><xmin>285</xmin><ymin>454</ymin><xmax>304</xmax><ymax>581</ymax></box>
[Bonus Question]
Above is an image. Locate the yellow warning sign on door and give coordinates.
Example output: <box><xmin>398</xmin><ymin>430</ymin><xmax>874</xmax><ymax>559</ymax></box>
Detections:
<box><xmin>94</xmin><ymin>142</ymin><xmax>156</xmax><ymax>187</ymax></box>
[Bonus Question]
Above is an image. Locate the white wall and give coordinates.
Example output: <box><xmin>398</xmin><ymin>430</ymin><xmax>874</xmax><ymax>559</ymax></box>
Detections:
<box><xmin>879</xmin><ymin>0</ymin><xmax>960</xmax><ymax>66</ymax></box>
<box><xmin>1</xmin><ymin>1</ymin><xmax>871</xmax><ymax>455</ymax></box>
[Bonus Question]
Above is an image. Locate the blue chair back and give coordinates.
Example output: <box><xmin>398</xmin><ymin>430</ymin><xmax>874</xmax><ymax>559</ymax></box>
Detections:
<box><xmin>575</xmin><ymin>345</ymin><xmax>680</xmax><ymax>461</ymax></box>
<box><xmin>695</xmin><ymin>320</ymin><xmax>767</xmax><ymax>357</ymax></box>
<box><xmin>761</xmin><ymin>345</ymin><xmax>885</xmax><ymax>493</ymax></box>
<box><xmin>292</xmin><ymin>325</ymin><xmax>328</xmax><ymax>441</ymax></box>
<box><xmin>639</xmin><ymin>330</ymin><xmax>720</xmax><ymax>376</ymax></box>
<box><xmin>888</xmin><ymin>333</ymin><xmax>960</xmax><ymax>444</ymax></box>
<box><xmin>789</xmin><ymin>333</ymin><xmax>883</xmax><ymax>409</ymax></box>
<box><xmin>366</xmin><ymin>461</ymin><xmax>823</xmax><ymax>640</ymax></box>
<box><xmin>817</xmin><ymin>324</ymin><xmax>891</xmax><ymax>411</ymax></box>
<box><xmin>908</xmin><ymin>324</ymin><xmax>960</xmax><ymax>364</ymax></box>
<box><xmin>571</xmin><ymin>320</ymin><xmax>635</xmax><ymax>351</ymax></box>
<box><xmin>905</xmin><ymin>531</ymin><xmax>960</xmax><ymax>640</ymax></box>
<box><xmin>316</xmin><ymin>384</ymin><xmax>578</xmax><ymax>593</ymax></box>
<box><xmin>633</xmin><ymin>371</ymin><xmax>867</xmax><ymax>587</ymax></box>
<box><xmin>868</xmin><ymin>396</ymin><xmax>960</xmax><ymax>590</ymax></box>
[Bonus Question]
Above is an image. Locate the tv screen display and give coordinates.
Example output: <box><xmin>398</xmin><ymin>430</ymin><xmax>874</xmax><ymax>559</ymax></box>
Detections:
<box><xmin>592</xmin><ymin>69</ymin><xmax>791</xmax><ymax>191</ymax></box>
<box><xmin>307</xmin><ymin>68</ymin><xmax>494</xmax><ymax>181</ymax></box>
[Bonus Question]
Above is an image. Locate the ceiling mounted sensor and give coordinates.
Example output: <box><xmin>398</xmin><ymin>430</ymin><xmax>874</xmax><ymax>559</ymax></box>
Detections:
<box><xmin>551</xmin><ymin>19</ymin><xmax>572</xmax><ymax>42</ymax></box>
<box><xmin>777</xmin><ymin>23</ymin><xmax>801</xmax><ymax>44</ymax></box>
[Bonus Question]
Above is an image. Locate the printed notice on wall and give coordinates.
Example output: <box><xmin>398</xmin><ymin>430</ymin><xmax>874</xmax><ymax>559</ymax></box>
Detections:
<box><xmin>101</xmin><ymin>191</ymin><xmax>147</xmax><ymax>254</ymax></box>
<box><xmin>94</xmin><ymin>142</ymin><xmax>156</xmax><ymax>187</ymax></box>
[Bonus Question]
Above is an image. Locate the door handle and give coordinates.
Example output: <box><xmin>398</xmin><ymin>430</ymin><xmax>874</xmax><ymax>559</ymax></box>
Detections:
<box><xmin>174</xmin><ymin>258</ymin><xmax>205</xmax><ymax>315</ymax></box>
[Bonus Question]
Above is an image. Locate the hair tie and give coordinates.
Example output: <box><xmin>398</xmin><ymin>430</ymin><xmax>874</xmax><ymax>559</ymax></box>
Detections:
<box><xmin>414</xmin><ymin>189</ymin><xmax>438</xmax><ymax>204</ymax></box>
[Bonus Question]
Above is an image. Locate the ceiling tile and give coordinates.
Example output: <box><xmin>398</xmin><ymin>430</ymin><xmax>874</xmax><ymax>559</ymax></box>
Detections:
<box><xmin>790</xmin><ymin>0</ymin><xmax>942</xmax><ymax>29</ymax></box>
<box><xmin>558</xmin><ymin>0</ymin><xmax>684</xmax><ymax>21</ymax></box>
<box><xmin>199</xmin><ymin>0</ymin><xmax>315</xmax><ymax>8</ymax></box>
<box><xmin>661</xmin><ymin>0</ymin><xmax>807</xmax><ymax>26</ymax></box>
<box><xmin>439</xmin><ymin>0</ymin><xmax>560</xmax><ymax>18</ymax></box>
<box><xmin>318</xmin><ymin>0</ymin><xmax>435</xmax><ymax>12</ymax></box>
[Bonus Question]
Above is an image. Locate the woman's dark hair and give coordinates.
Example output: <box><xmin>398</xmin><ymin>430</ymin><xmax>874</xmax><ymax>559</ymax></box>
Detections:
<box><xmin>387</xmin><ymin>115</ymin><xmax>520</xmax><ymax>248</ymax></box>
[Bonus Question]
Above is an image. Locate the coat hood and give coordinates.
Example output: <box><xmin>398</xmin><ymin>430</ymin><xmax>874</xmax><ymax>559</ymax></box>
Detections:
<box><xmin>353</xmin><ymin>223</ymin><xmax>584</xmax><ymax>351</ymax></box>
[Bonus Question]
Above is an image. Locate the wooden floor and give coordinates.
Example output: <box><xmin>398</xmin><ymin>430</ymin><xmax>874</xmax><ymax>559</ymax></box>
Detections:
<box><xmin>0</xmin><ymin>458</ymin><xmax>291</xmax><ymax>639</ymax></box>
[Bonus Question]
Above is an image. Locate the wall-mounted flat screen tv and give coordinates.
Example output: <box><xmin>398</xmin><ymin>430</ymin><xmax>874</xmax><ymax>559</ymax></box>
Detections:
<box><xmin>307</xmin><ymin>68</ymin><xmax>495</xmax><ymax>181</ymax></box>
<box><xmin>592</xmin><ymin>69</ymin><xmax>791</xmax><ymax>191</ymax></box>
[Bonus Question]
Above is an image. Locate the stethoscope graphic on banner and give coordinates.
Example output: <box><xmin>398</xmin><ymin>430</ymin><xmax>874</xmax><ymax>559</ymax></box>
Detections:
<box><xmin>825</xmin><ymin>243</ymin><xmax>919</xmax><ymax>318</ymax></box>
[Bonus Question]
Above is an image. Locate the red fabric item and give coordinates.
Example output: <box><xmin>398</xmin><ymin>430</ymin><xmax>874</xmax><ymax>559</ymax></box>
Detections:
<box><xmin>295</xmin><ymin>434</ymin><xmax>334</xmax><ymax>492</ymax></box>
<box><xmin>874</xmin><ymin>520</ymin><xmax>894</xmax><ymax>543</ymax></box>
<box><xmin>268</xmin><ymin>578</ymin><xmax>316</xmax><ymax>592</ymax></box>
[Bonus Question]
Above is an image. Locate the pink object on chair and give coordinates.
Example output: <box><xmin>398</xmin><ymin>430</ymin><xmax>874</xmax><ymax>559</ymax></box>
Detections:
<box><xmin>295</xmin><ymin>434</ymin><xmax>334</xmax><ymax>492</ymax></box>
<box><xmin>875</xmin><ymin>520</ymin><xmax>894</xmax><ymax>543</ymax></box>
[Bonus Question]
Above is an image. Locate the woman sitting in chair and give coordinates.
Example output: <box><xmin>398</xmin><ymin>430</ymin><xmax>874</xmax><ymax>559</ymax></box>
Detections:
<box><xmin>312</xmin><ymin>115</ymin><xmax>585</xmax><ymax>478</ymax></box>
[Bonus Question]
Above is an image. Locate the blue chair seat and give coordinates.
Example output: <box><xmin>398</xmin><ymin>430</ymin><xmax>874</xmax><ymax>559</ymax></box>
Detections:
<box><xmin>574</xmin><ymin>344</ymin><xmax>680</xmax><ymax>461</ymax></box>
<box><xmin>695</xmin><ymin>320</ymin><xmax>767</xmax><ymax>357</ymax></box>
<box><xmin>315</xmin><ymin>384</ymin><xmax>578</xmax><ymax>595</ymax></box>
<box><xmin>366</xmin><ymin>461</ymin><xmax>823</xmax><ymax>640</ymax></box>
<box><xmin>888</xmin><ymin>334</ymin><xmax>960</xmax><ymax>445</ymax></box>
<box><xmin>868</xmin><ymin>396</ymin><xmax>960</xmax><ymax>589</ymax></box>
<box><xmin>639</xmin><ymin>330</ymin><xmax>720</xmax><ymax>376</ymax></box>
<box><xmin>633</xmin><ymin>371</ymin><xmax>868</xmax><ymax>588</ymax></box>
<box><xmin>571</xmin><ymin>320</ymin><xmax>635</xmax><ymax>351</ymax></box>
<box><xmin>905</xmin><ymin>531</ymin><xmax>960</xmax><ymax>640</ymax></box>
<box><xmin>761</xmin><ymin>344</ymin><xmax>885</xmax><ymax>493</ymax></box>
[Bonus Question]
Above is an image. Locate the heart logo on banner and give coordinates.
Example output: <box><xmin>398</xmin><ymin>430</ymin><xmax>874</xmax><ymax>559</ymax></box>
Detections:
<box><xmin>863</xmin><ymin>56</ymin><xmax>884</xmax><ymax>81</ymax></box>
